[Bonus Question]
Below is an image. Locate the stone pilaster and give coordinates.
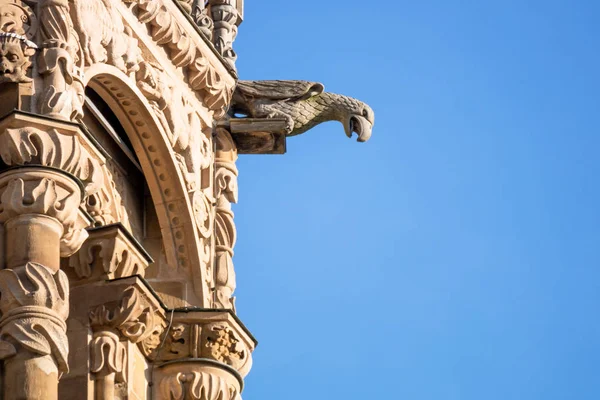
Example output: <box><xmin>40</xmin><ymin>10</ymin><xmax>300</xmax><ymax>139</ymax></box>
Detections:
<box><xmin>0</xmin><ymin>166</ymin><xmax>84</xmax><ymax>400</ymax></box>
<box><xmin>213</xmin><ymin>128</ymin><xmax>238</xmax><ymax>309</ymax></box>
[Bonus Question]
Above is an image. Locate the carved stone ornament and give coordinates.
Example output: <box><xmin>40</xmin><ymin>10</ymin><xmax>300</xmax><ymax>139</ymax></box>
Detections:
<box><xmin>68</xmin><ymin>223</ymin><xmax>153</xmax><ymax>284</ymax></box>
<box><xmin>127</xmin><ymin>0</ymin><xmax>235</xmax><ymax>116</ymax></box>
<box><xmin>0</xmin><ymin>1</ymin><xmax>38</xmax><ymax>84</ymax></box>
<box><xmin>0</xmin><ymin>167</ymin><xmax>87</xmax><ymax>257</ymax></box>
<box><xmin>213</xmin><ymin>128</ymin><xmax>238</xmax><ymax>309</ymax></box>
<box><xmin>232</xmin><ymin>80</ymin><xmax>375</xmax><ymax>142</ymax></box>
<box><xmin>89</xmin><ymin>286</ymin><xmax>167</xmax><ymax>360</ymax></box>
<box><xmin>0</xmin><ymin>32</ymin><xmax>37</xmax><ymax>83</ymax></box>
<box><xmin>0</xmin><ymin>1</ymin><xmax>38</xmax><ymax>39</ymax></box>
<box><xmin>0</xmin><ymin>262</ymin><xmax>70</xmax><ymax>374</ymax></box>
<box><xmin>208</xmin><ymin>0</ymin><xmax>239</xmax><ymax>70</ymax></box>
<box><xmin>158</xmin><ymin>361</ymin><xmax>242</xmax><ymax>400</ymax></box>
<box><xmin>154</xmin><ymin>313</ymin><xmax>254</xmax><ymax>379</ymax></box>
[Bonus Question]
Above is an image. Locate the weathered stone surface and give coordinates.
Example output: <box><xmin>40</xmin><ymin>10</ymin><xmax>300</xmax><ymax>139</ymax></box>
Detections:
<box><xmin>0</xmin><ymin>0</ymin><xmax>373</xmax><ymax>397</ymax></box>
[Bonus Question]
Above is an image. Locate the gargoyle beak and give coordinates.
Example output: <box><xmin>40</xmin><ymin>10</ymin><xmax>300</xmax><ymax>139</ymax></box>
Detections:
<box><xmin>344</xmin><ymin>115</ymin><xmax>372</xmax><ymax>142</ymax></box>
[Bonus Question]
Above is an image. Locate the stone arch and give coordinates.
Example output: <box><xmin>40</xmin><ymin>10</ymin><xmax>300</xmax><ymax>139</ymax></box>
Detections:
<box><xmin>82</xmin><ymin>64</ymin><xmax>209</xmax><ymax>305</ymax></box>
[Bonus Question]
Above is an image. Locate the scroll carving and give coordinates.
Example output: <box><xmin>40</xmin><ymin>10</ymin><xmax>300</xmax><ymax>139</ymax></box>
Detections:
<box><xmin>0</xmin><ymin>262</ymin><xmax>70</xmax><ymax>375</ymax></box>
<box><xmin>213</xmin><ymin>129</ymin><xmax>238</xmax><ymax>309</ymax></box>
<box><xmin>68</xmin><ymin>224</ymin><xmax>151</xmax><ymax>283</ymax></box>
<box><xmin>89</xmin><ymin>286</ymin><xmax>166</xmax><ymax>359</ymax></box>
<box><xmin>160</xmin><ymin>371</ymin><xmax>241</xmax><ymax>400</ymax></box>
<box><xmin>191</xmin><ymin>0</ymin><xmax>214</xmax><ymax>40</ymax></box>
<box><xmin>127</xmin><ymin>0</ymin><xmax>233</xmax><ymax>116</ymax></box>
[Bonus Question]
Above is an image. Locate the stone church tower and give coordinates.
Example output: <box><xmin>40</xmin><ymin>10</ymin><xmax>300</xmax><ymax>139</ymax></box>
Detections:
<box><xmin>0</xmin><ymin>0</ymin><xmax>373</xmax><ymax>398</ymax></box>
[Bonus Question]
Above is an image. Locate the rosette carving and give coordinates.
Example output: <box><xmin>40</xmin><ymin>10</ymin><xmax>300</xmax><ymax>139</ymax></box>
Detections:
<box><xmin>0</xmin><ymin>262</ymin><xmax>70</xmax><ymax>375</ymax></box>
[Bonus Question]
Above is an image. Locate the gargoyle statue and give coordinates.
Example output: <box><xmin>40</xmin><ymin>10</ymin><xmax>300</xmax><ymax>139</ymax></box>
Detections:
<box><xmin>231</xmin><ymin>80</ymin><xmax>374</xmax><ymax>142</ymax></box>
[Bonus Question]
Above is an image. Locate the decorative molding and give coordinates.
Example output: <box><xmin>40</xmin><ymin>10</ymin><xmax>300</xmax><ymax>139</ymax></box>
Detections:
<box><xmin>0</xmin><ymin>126</ymin><xmax>102</xmax><ymax>191</ymax></box>
<box><xmin>160</xmin><ymin>369</ymin><xmax>241</xmax><ymax>400</ymax></box>
<box><xmin>68</xmin><ymin>223</ymin><xmax>153</xmax><ymax>284</ymax></box>
<box><xmin>89</xmin><ymin>286</ymin><xmax>167</xmax><ymax>360</ymax></box>
<box><xmin>70</xmin><ymin>0</ymin><xmax>141</xmax><ymax>74</ymax></box>
<box><xmin>125</xmin><ymin>0</ymin><xmax>234</xmax><ymax>116</ymax></box>
<box><xmin>0</xmin><ymin>167</ymin><xmax>87</xmax><ymax>257</ymax></box>
<box><xmin>213</xmin><ymin>128</ymin><xmax>238</xmax><ymax>309</ymax></box>
<box><xmin>154</xmin><ymin>312</ymin><xmax>253</xmax><ymax>378</ymax></box>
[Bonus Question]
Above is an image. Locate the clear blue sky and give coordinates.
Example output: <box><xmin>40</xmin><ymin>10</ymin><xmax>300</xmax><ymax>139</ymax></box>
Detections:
<box><xmin>232</xmin><ymin>1</ymin><xmax>600</xmax><ymax>399</ymax></box>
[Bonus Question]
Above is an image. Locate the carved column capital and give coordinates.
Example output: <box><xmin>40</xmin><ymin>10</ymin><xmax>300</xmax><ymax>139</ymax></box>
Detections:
<box><xmin>89</xmin><ymin>285</ymin><xmax>166</xmax><ymax>399</ymax></box>
<box><xmin>0</xmin><ymin>166</ymin><xmax>86</xmax><ymax>261</ymax></box>
<box><xmin>67</xmin><ymin>223</ymin><xmax>153</xmax><ymax>284</ymax></box>
<box><xmin>89</xmin><ymin>286</ymin><xmax>167</xmax><ymax>360</ymax></box>
<box><xmin>154</xmin><ymin>311</ymin><xmax>255</xmax><ymax>379</ymax></box>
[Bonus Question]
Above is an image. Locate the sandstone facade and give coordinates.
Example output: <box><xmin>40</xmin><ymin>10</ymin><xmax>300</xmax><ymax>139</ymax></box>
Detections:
<box><xmin>0</xmin><ymin>1</ymin><xmax>373</xmax><ymax>398</ymax></box>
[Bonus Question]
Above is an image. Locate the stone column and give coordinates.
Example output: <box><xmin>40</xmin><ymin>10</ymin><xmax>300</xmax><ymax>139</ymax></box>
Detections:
<box><xmin>152</xmin><ymin>311</ymin><xmax>255</xmax><ymax>400</ymax></box>
<box><xmin>0</xmin><ymin>166</ymin><xmax>84</xmax><ymax>400</ymax></box>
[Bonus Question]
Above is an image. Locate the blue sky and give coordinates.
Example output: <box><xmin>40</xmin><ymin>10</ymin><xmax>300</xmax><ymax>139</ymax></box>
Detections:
<box><xmin>232</xmin><ymin>1</ymin><xmax>600</xmax><ymax>399</ymax></box>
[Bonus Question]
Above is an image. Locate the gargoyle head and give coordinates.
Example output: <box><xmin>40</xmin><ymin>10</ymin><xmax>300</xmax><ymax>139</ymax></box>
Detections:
<box><xmin>0</xmin><ymin>32</ymin><xmax>37</xmax><ymax>84</ymax></box>
<box><xmin>342</xmin><ymin>99</ymin><xmax>375</xmax><ymax>143</ymax></box>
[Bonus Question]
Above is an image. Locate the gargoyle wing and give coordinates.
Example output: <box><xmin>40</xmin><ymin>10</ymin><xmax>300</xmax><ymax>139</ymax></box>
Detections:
<box><xmin>236</xmin><ymin>80</ymin><xmax>325</xmax><ymax>101</ymax></box>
